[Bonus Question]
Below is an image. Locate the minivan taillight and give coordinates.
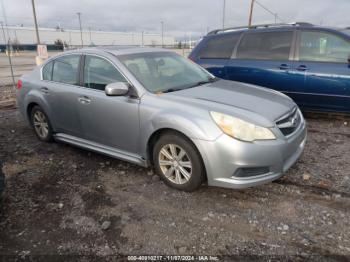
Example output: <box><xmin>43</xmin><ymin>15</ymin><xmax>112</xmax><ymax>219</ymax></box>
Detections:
<box><xmin>17</xmin><ymin>79</ymin><xmax>22</xmax><ymax>89</ymax></box>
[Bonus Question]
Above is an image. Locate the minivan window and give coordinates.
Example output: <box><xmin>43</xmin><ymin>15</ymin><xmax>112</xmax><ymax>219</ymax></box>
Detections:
<box><xmin>83</xmin><ymin>56</ymin><xmax>127</xmax><ymax>91</ymax></box>
<box><xmin>42</xmin><ymin>61</ymin><xmax>53</xmax><ymax>81</ymax></box>
<box><xmin>199</xmin><ymin>33</ymin><xmax>241</xmax><ymax>59</ymax></box>
<box><xmin>237</xmin><ymin>31</ymin><xmax>293</xmax><ymax>60</ymax></box>
<box><xmin>52</xmin><ymin>55</ymin><xmax>80</xmax><ymax>85</ymax></box>
<box><xmin>299</xmin><ymin>31</ymin><xmax>350</xmax><ymax>63</ymax></box>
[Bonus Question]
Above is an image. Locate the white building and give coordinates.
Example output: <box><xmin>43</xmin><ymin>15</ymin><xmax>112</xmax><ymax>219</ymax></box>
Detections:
<box><xmin>0</xmin><ymin>26</ymin><xmax>175</xmax><ymax>46</ymax></box>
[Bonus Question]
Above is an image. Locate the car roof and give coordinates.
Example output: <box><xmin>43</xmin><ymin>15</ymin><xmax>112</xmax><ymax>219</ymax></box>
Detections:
<box><xmin>62</xmin><ymin>46</ymin><xmax>170</xmax><ymax>56</ymax></box>
<box><xmin>206</xmin><ymin>22</ymin><xmax>349</xmax><ymax>37</ymax></box>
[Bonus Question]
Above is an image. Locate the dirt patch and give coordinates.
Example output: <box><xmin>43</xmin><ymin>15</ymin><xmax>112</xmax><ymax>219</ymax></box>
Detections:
<box><xmin>0</xmin><ymin>108</ymin><xmax>349</xmax><ymax>260</ymax></box>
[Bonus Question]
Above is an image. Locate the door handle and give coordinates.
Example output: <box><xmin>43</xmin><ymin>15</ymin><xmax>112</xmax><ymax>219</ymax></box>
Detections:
<box><xmin>279</xmin><ymin>64</ymin><xmax>290</xmax><ymax>70</ymax></box>
<box><xmin>40</xmin><ymin>87</ymin><xmax>49</xmax><ymax>94</ymax></box>
<box><xmin>296</xmin><ymin>65</ymin><xmax>309</xmax><ymax>71</ymax></box>
<box><xmin>78</xmin><ymin>96</ymin><xmax>91</xmax><ymax>104</ymax></box>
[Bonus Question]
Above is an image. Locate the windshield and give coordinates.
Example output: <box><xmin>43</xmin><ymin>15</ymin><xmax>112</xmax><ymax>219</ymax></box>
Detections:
<box><xmin>118</xmin><ymin>52</ymin><xmax>215</xmax><ymax>93</ymax></box>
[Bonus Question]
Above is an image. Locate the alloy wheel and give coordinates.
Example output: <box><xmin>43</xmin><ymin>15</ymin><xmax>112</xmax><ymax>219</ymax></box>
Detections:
<box><xmin>158</xmin><ymin>144</ymin><xmax>192</xmax><ymax>184</ymax></box>
<box><xmin>33</xmin><ymin>111</ymin><xmax>49</xmax><ymax>139</ymax></box>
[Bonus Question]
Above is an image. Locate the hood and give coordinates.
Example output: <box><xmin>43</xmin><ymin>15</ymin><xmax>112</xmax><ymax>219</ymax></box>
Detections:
<box><xmin>168</xmin><ymin>80</ymin><xmax>295</xmax><ymax>123</ymax></box>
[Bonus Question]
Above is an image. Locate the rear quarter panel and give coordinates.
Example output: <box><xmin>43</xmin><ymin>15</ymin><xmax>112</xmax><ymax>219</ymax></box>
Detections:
<box><xmin>16</xmin><ymin>67</ymin><xmax>54</xmax><ymax>126</ymax></box>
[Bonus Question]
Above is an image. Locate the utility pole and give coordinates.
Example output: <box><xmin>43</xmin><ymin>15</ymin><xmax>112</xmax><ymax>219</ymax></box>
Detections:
<box><xmin>1</xmin><ymin>21</ymin><xmax>15</xmax><ymax>88</ymax></box>
<box><xmin>222</xmin><ymin>0</ymin><xmax>226</xmax><ymax>29</ymax></box>
<box><xmin>161</xmin><ymin>21</ymin><xmax>164</xmax><ymax>48</ymax></box>
<box><xmin>77</xmin><ymin>12</ymin><xmax>83</xmax><ymax>47</ymax></box>
<box><xmin>248</xmin><ymin>0</ymin><xmax>255</xmax><ymax>27</ymax></box>
<box><xmin>31</xmin><ymin>0</ymin><xmax>40</xmax><ymax>44</ymax></box>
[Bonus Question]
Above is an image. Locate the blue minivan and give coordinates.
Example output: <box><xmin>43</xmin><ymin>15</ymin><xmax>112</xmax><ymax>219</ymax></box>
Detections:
<box><xmin>189</xmin><ymin>23</ymin><xmax>350</xmax><ymax>113</ymax></box>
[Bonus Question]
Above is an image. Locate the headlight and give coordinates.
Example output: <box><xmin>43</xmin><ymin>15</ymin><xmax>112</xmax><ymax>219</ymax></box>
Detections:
<box><xmin>210</xmin><ymin>112</ymin><xmax>276</xmax><ymax>142</ymax></box>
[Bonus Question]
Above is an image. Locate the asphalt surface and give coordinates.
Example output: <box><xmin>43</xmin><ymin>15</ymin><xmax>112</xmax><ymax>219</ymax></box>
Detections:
<box><xmin>0</xmin><ymin>108</ymin><xmax>349</xmax><ymax>261</ymax></box>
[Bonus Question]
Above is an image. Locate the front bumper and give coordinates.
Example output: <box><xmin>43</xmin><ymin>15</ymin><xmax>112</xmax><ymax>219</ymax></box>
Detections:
<box><xmin>193</xmin><ymin>120</ymin><xmax>307</xmax><ymax>189</ymax></box>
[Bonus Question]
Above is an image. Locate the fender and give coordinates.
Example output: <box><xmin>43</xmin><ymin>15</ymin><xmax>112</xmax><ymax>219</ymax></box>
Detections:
<box><xmin>138</xmin><ymin>107</ymin><xmax>222</xmax><ymax>159</ymax></box>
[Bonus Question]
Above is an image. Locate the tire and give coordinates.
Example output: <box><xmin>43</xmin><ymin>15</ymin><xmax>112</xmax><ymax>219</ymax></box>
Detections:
<box><xmin>30</xmin><ymin>106</ymin><xmax>54</xmax><ymax>142</ymax></box>
<box><xmin>153</xmin><ymin>132</ymin><xmax>205</xmax><ymax>192</ymax></box>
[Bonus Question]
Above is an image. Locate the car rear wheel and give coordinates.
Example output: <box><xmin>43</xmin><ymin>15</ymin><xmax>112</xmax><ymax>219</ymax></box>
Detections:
<box><xmin>153</xmin><ymin>132</ymin><xmax>205</xmax><ymax>192</ymax></box>
<box><xmin>30</xmin><ymin>106</ymin><xmax>53</xmax><ymax>142</ymax></box>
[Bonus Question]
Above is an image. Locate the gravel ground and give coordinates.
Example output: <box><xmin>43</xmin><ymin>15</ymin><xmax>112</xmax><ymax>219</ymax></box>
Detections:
<box><xmin>0</xmin><ymin>108</ymin><xmax>349</xmax><ymax>261</ymax></box>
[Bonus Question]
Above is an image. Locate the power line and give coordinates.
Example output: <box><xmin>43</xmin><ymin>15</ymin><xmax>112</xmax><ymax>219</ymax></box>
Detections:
<box><xmin>222</xmin><ymin>0</ymin><xmax>226</xmax><ymax>29</ymax></box>
<box><xmin>254</xmin><ymin>0</ymin><xmax>285</xmax><ymax>23</ymax></box>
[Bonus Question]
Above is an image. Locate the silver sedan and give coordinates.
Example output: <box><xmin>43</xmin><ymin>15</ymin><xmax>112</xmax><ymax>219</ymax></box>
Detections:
<box><xmin>16</xmin><ymin>47</ymin><xmax>307</xmax><ymax>191</ymax></box>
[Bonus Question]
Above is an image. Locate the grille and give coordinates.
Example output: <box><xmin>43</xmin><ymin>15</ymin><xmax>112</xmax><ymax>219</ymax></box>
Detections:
<box><xmin>276</xmin><ymin>108</ymin><xmax>301</xmax><ymax>137</ymax></box>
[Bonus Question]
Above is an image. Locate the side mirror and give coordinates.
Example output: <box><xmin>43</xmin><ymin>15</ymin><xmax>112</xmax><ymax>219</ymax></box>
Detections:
<box><xmin>105</xmin><ymin>82</ymin><xmax>129</xmax><ymax>96</ymax></box>
<box><xmin>348</xmin><ymin>54</ymin><xmax>350</xmax><ymax>65</ymax></box>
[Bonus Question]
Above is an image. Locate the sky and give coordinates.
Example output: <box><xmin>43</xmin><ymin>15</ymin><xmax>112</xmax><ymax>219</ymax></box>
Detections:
<box><xmin>1</xmin><ymin>0</ymin><xmax>350</xmax><ymax>40</ymax></box>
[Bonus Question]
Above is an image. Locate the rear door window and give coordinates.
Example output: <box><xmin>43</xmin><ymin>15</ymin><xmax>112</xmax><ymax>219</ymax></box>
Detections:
<box><xmin>237</xmin><ymin>31</ymin><xmax>293</xmax><ymax>60</ymax></box>
<box><xmin>199</xmin><ymin>33</ymin><xmax>241</xmax><ymax>59</ymax></box>
<box><xmin>298</xmin><ymin>31</ymin><xmax>350</xmax><ymax>63</ymax></box>
<box><xmin>83</xmin><ymin>55</ymin><xmax>127</xmax><ymax>91</ymax></box>
<box><xmin>52</xmin><ymin>55</ymin><xmax>80</xmax><ymax>85</ymax></box>
<box><xmin>42</xmin><ymin>61</ymin><xmax>53</xmax><ymax>81</ymax></box>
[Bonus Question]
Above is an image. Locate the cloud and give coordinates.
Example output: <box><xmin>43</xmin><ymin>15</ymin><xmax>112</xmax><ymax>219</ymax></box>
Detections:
<box><xmin>1</xmin><ymin>0</ymin><xmax>350</xmax><ymax>39</ymax></box>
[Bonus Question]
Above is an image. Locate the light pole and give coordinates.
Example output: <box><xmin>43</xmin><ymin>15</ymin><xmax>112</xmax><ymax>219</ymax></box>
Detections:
<box><xmin>222</xmin><ymin>0</ymin><xmax>226</xmax><ymax>29</ymax></box>
<box><xmin>0</xmin><ymin>0</ymin><xmax>9</xmax><ymax>41</ymax></box>
<box><xmin>161</xmin><ymin>21</ymin><xmax>164</xmax><ymax>48</ymax></box>
<box><xmin>248</xmin><ymin>0</ymin><xmax>255</xmax><ymax>27</ymax></box>
<box><xmin>31</xmin><ymin>0</ymin><xmax>40</xmax><ymax>44</ymax></box>
<box><xmin>89</xmin><ymin>26</ymin><xmax>92</xmax><ymax>44</ymax></box>
<box><xmin>77</xmin><ymin>12</ymin><xmax>83</xmax><ymax>47</ymax></box>
<box><xmin>141</xmin><ymin>31</ymin><xmax>144</xmax><ymax>47</ymax></box>
<box><xmin>1</xmin><ymin>21</ymin><xmax>15</xmax><ymax>88</ymax></box>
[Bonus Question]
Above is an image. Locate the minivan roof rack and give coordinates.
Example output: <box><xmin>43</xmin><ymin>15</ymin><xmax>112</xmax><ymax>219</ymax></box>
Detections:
<box><xmin>207</xmin><ymin>22</ymin><xmax>314</xmax><ymax>35</ymax></box>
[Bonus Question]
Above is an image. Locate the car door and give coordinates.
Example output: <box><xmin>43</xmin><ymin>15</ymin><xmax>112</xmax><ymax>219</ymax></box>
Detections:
<box><xmin>226</xmin><ymin>30</ymin><xmax>296</xmax><ymax>93</ymax></box>
<box><xmin>41</xmin><ymin>54</ymin><xmax>83</xmax><ymax>137</ymax></box>
<box><xmin>77</xmin><ymin>54</ymin><xmax>140</xmax><ymax>154</ymax></box>
<box><xmin>190</xmin><ymin>33</ymin><xmax>241</xmax><ymax>79</ymax></box>
<box><xmin>292</xmin><ymin>29</ymin><xmax>350</xmax><ymax>112</ymax></box>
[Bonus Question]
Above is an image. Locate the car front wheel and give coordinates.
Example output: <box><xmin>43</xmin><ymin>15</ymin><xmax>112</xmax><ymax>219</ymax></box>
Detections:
<box><xmin>153</xmin><ymin>132</ymin><xmax>205</xmax><ymax>192</ymax></box>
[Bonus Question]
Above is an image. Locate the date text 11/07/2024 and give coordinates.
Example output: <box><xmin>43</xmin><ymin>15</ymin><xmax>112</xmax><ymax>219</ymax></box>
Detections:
<box><xmin>127</xmin><ymin>255</ymin><xmax>219</xmax><ymax>261</ymax></box>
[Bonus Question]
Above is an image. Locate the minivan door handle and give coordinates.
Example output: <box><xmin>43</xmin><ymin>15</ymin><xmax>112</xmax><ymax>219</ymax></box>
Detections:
<box><xmin>78</xmin><ymin>96</ymin><xmax>91</xmax><ymax>104</ymax></box>
<box><xmin>296</xmin><ymin>65</ymin><xmax>309</xmax><ymax>71</ymax></box>
<box><xmin>279</xmin><ymin>64</ymin><xmax>290</xmax><ymax>70</ymax></box>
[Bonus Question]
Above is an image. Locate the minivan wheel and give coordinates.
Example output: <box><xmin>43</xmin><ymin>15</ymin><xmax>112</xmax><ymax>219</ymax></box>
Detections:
<box><xmin>153</xmin><ymin>133</ymin><xmax>205</xmax><ymax>192</ymax></box>
<box><xmin>30</xmin><ymin>106</ymin><xmax>53</xmax><ymax>142</ymax></box>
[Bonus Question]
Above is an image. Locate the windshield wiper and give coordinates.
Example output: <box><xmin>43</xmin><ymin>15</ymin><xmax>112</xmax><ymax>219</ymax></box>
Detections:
<box><xmin>162</xmin><ymin>88</ymin><xmax>181</xmax><ymax>93</ymax></box>
<box><xmin>161</xmin><ymin>78</ymin><xmax>219</xmax><ymax>93</ymax></box>
<box><xmin>188</xmin><ymin>77</ymin><xmax>219</xmax><ymax>88</ymax></box>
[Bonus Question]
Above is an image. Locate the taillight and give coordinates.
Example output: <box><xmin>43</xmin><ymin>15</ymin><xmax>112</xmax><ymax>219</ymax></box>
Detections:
<box><xmin>17</xmin><ymin>79</ymin><xmax>22</xmax><ymax>89</ymax></box>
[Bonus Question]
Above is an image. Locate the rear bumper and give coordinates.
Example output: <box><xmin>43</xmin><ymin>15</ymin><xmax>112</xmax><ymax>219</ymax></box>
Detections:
<box><xmin>193</xmin><ymin>120</ymin><xmax>307</xmax><ymax>189</ymax></box>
